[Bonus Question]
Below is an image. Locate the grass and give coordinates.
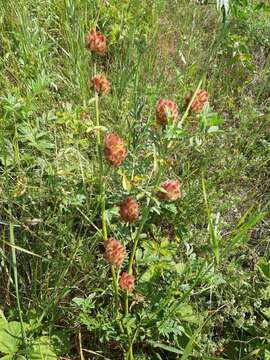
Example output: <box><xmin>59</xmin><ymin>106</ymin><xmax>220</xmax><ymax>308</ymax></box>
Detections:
<box><xmin>0</xmin><ymin>0</ymin><xmax>269</xmax><ymax>359</ymax></box>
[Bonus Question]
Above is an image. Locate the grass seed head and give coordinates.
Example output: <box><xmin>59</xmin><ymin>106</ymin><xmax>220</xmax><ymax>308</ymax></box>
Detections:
<box><xmin>119</xmin><ymin>272</ymin><xmax>135</xmax><ymax>293</ymax></box>
<box><xmin>120</xmin><ymin>197</ymin><xmax>139</xmax><ymax>223</ymax></box>
<box><xmin>157</xmin><ymin>179</ymin><xmax>181</xmax><ymax>201</ymax></box>
<box><xmin>156</xmin><ymin>99</ymin><xmax>178</xmax><ymax>125</ymax></box>
<box><xmin>91</xmin><ymin>74</ymin><xmax>110</xmax><ymax>94</ymax></box>
<box><xmin>104</xmin><ymin>238</ymin><xmax>126</xmax><ymax>267</ymax></box>
<box><xmin>185</xmin><ymin>90</ymin><xmax>209</xmax><ymax>113</ymax></box>
<box><xmin>85</xmin><ymin>27</ymin><xmax>106</xmax><ymax>55</ymax></box>
<box><xmin>104</xmin><ymin>133</ymin><xmax>127</xmax><ymax>167</ymax></box>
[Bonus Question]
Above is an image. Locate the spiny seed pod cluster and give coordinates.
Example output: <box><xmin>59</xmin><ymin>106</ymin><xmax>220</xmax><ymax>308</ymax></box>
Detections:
<box><xmin>85</xmin><ymin>28</ymin><xmax>106</xmax><ymax>55</ymax></box>
<box><xmin>104</xmin><ymin>238</ymin><xmax>126</xmax><ymax>267</ymax></box>
<box><xmin>185</xmin><ymin>90</ymin><xmax>209</xmax><ymax>113</ymax></box>
<box><xmin>156</xmin><ymin>99</ymin><xmax>178</xmax><ymax>126</ymax></box>
<box><xmin>157</xmin><ymin>179</ymin><xmax>181</xmax><ymax>201</ymax></box>
<box><xmin>119</xmin><ymin>272</ymin><xmax>135</xmax><ymax>293</ymax></box>
<box><xmin>120</xmin><ymin>197</ymin><xmax>140</xmax><ymax>223</ymax></box>
<box><xmin>104</xmin><ymin>133</ymin><xmax>127</xmax><ymax>167</ymax></box>
<box><xmin>91</xmin><ymin>74</ymin><xmax>110</xmax><ymax>94</ymax></box>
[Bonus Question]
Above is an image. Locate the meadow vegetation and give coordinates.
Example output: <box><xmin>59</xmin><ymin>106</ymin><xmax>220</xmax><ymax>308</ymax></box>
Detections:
<box><xmin>0</xmin><ymin>0</ymin><xmax>269</xmax><ymax>359</ymax></box>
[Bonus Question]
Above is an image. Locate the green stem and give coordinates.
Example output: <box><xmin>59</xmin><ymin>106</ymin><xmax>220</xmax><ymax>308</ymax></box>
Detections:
<box><xmin>124</xmin><ymin>290</ymin><xmax>129</xmax><ymax>316</ymax></box>
<box><xmin>111</xmin><ymin>266</ymin><xmax>119</xmax><ymax>312</ymax></box>
<box><xmin>168</xmin><ymin>78</ymin><xmax>204</xmax><ymax>150</ymax></box>
<box><xmin>95</xmin><ymin>95</ymin><xmax>106</xmax><ymax>239</ymax></box>
<box><xmin>94</xmin><ymin>66</ymin><xmax>107</xmax><ymax>241</ymax></box>
<box><xmin>124</xmin><ymin>205</ymin><xmax>151</xmax><ymax>315</ymax></box>
<box><xmin>9</xmin><ymin>221</ymin><xmax>27</xmax><ymax>349</ymax></box>
<box><xmin>127</xmin><ymin>342</ymin><xmax>134</xmax><ymax>360</ymax></box>
<box><xmin>126</xmin><ymin>329</ymin><xmax>138</xmax><ymax>360</ymax></box>
<box><xmin>124</xmin><ymin>166</ymin><xmax>163</xmax><ymax>316</ymax></box>
<box><xmin>94</xmin><ymin>65</ymin><xmax>122</xmax><ymax>333</ymax></box>
<box><xmin>111</xmin><ymin>266</ymin><xmax>124</xmax><ymax>333</ymax></box>
<box><xmin>179</xmin><ymin>78</ymin><xmax>203</xmax><ymax>126</ymax></box>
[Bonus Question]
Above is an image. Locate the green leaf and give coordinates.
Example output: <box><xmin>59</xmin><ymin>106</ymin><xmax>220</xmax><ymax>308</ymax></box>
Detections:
<box><xmin>0</xmin><ymin>313</ymin><xmax>7</xmax><ymax>329</ymax></box>
<box><xmin>86</xmin><ymin>125</ymin><xmax>108</xmax><ymax>133</ymax></box>
<box><xmin>265</xmin><ymin>349</ymin><xmax>270</xmax><ymax>360</ymax></box>
<box><xmin>27</xmin><ymin>336</ymin><xmax>57</xmax><ymax>360</ymax></box>
<box><xmin>262</xmin><ymin>308</ymin><xmax>270</xmax><ymax>318</ymax></box>
<box><xmin>149</xmin><ymin>340</ymin><xmax>182</xmax><ymax>355</ymax></box>
<box><xmin>224</xmin><ymin>211</ymin><xmax>265</xmax><ymax>254</ymax></box>
<box><xmin>0</xmin><ymin>356</ymin><xmax>26</xmax><ymax>359</ymax></box>
<box><xmin>207</xmin><ymin>125</ymin><xmax>220</xmax><ymax>134</ymax></box>
<box><xmin>139</xmin><ymin>267</ymin><xmax>156</xmax><ymax>282</ymax></box>
<box><xmin>262</xmin><ymin>285</ymin><xmax>270</xmax><ymax>300</ymax></box>
<box><xmin>257</xmin><ymin>258</ymin><xmax>270</xmax><ymax>279</ymax></box>
<box><xmin>174</xmin><ymin>262</ymin><xmax>185</xmax><ymax>274</ymax></box>
<box><xmin>0</xmin><ymin>321</ymin><xmax>23</xmax><ymax>354</ymax></box>
<box><xmin>122</xmin><ymin>174</ymin><xmax>132</xmax><ymax>192</ymax></box>
<box><xmin>180</xmin><ymin>321</ymin><xmax>205</xmax><ymax>360</ymax></box>
<box><xmin>176</xmin><ymin>304</ymin><xmax>200</xmax><ymax>324</ymax></box>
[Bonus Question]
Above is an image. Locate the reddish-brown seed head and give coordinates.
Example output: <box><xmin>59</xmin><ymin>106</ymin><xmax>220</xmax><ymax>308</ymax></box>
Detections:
<box><xmin>157</xmin><ymin>179</ymin><xmax>181</xmax><ymax>201</ymax></box>
<box><xmin>85</xmin><ymin>27</ymin><xmax>106</xmax><ymax>55</ymax></box>
<box><xmin>119</xmin><ymin>272</ymin><xmax>135</xmax><ymax>293</ymax></box>
<box><xmin>104</xmin><ymin>133</ymin><xmax>127</xmax><ymax>167</ymax></box>
<box><xmin>104</xmin><ymin>238</ymin><xmax>126</xmax><ymax>267</ymax></box>
<box><xmin>91</xmin><ymin>74</ymin><xmax>110</xmax><ymax>94</ymax></box>
<box><xmin>120</xmin><ymin>197</ymin><xmax>139</xmax><ymax>223</ymax></box>
<box><xmin>185</xmin><ymin>90</ymin><xmax>209</xmax><ymax>113</ymax></box>
<box><xmin>156</xmin><ymin>99</ymin><xmax>178</xmax><ymax>126</ymax></box>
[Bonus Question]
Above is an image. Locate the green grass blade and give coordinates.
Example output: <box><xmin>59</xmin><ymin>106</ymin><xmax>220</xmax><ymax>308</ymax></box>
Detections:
<box><xmin>9</xmin><ymin>222</ymin><xmax>28</xmax><ymax>349</ymax></box>
<box><xmin>224</xmin><ymin>211</ymin><xmax>265</xmax><ymax>255</ymax></box>
<box><xmin>202</xmin><ymin>178</ymin><xmax>220</xmax><ymax>265</ymax></box>
<box><xmin>180</xmin><ymin>321</ymin><xmax>205</xmax><ymax>360</ymax></box>
<box><xmin>149</xmin><ymin>340</ymin><xmax>182</xmax><ymax>355</ymax></box>
<box><xmin>3</xmin><ymin>239</ymin><xmax>42</xmax><ymax>258</ymax></box>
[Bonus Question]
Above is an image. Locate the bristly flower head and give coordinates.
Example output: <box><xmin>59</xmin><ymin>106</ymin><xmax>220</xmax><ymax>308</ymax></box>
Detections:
<box><xmin>157</xmin><ymin>179</ymin><xmax>181</xmax><ymax>201</ymax></box>
<box><xmin>104</xmin><ymin>238</ymin><xmax>126</xmax><ymax>267</ymax></box>
<box><xmin>91</xmin><ymin>74</ymin><xmax>110</xmax><ymax>94</ymax></box>
<box><xmin>119</xmin><ymin>272</ymin><xmax>135</xmax><ymax>293</ymax></box>
<box><xmin>104</xmin><ymin>133</ymin><xmax>127</xmax><ymax>167</ymax></box>
<box><xmin>85</xmin><ymin>27</ymin><xmax>106</xmax><ymax>55</ymax></box>
<box><xmin>120</xmin><ymin>197</ymin><xmax>139</xmax><ymax>223</ymax></box>
<box><xmin>156</xmin><ymin>99</ymin><xmax>178</xmax><ymax>126</ymax></box>
<box><xmin>185</xmin><ymin>90</ymin><xmax>209</xmax><ymax>113</ymax></box>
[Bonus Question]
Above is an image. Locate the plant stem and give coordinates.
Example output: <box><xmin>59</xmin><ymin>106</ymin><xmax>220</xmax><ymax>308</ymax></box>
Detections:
<box><xmin>9</xmin><ymin>221</ymin><xmax>27</xmax><ymax>349</ymax></box>
<box><xmin>95</xmin><ymin>83</ymin><xmax>107</xmax><ymax>241</ymax></box>
<box><xmin>111</xmin><ymin>266</ymin><xmax>124</xmax><ymax>333</ymax></box>
<box><xmin>168</xmin><ymin>78</ymin><xmax>203</xmax><ymax>150</ymax></box>
<box><xmin>124</xmin><ymin>167</ymin><xmax>163</xmax><ymax>316</ymax></box>
<box><xmin>94</xmin><ymin>65</ymin><xmax>122</xmax><ymax>332</ymax></box>
<box><xmin>124</xmin><ymin>204</ymin><xmax>150</xmax><ymax>316</ymax></box>
<box><xmin>179</xmin><ymin>78</ymin><xmax>203</xmax><ymax>126</ymax></box>
<box><xmin>111</xmin><ymin>266</ymin><xmax>120</xmax><ymax>312</ymax></box>
<box><xmin>124</xmin><ymin>289</ymin><xmax>129</xmax><ymax>316</ymax></box>
<box><xmin>127</xmin><ymin>342</ymin><xmax>134</xmax><ymax>360</ymax></box>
